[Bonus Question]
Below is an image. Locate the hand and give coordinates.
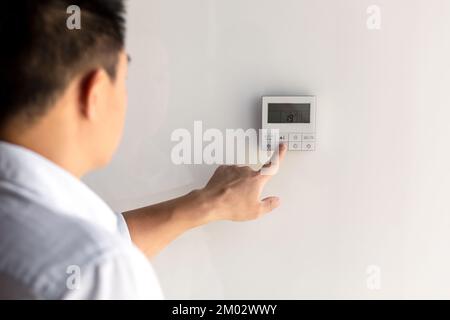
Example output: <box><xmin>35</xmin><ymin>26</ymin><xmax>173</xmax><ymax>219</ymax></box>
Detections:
<box><xmin>201</xmin><ymin>143</ymin><xmax>287</xmax><ymax>222</ymax></box>
<box><xmin>123</xmin><ymin>143</ymin><xmax>287</xmax><ymax>257</ymax></box>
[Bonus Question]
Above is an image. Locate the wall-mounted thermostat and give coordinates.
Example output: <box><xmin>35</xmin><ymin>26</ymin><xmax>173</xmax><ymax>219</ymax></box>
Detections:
<box><xmin>262</xmin><ymin>96</ymin><xmax>316</xmax><ymax>151</ymax></box>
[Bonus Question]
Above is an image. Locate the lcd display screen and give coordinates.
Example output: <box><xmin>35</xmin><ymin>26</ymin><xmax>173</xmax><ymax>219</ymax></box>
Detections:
<box><xmin>268</xmin><ymin>103</ymin><xmax>311</xmax><ymax>123</ymax></box>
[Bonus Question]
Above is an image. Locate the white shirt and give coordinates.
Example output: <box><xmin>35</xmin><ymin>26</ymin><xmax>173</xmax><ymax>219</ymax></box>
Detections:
<box><xmin>0</xmin><ymin>142</ymin><xmax>163</xmax><ymax>299</ymax></box>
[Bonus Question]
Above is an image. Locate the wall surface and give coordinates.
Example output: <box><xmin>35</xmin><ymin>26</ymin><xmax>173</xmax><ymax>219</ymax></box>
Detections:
<box><xmin>84</xmin><ymin>0</ymin><xmax>450</xmax><ymax>299</ymax></box>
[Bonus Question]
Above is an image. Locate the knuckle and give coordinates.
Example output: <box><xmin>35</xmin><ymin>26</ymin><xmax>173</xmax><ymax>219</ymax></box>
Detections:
<box><xmin>244</xmin><ymin>166</ymin><xmax>254</xmax><ymax>174</ymax></box>
<box><xmin>225</xmin><ymin>165</ymin><xmax>237</xmax><ymax>172</ymax></box>
<box><xmin>251</xmin><ymin>169</ymin><xmax>261</xmax><ymax>177</ymax></box>
<box><xmin>220</xmin><ymin>185</ymin><xmax>232</xmax><ymax>196</ymax></box>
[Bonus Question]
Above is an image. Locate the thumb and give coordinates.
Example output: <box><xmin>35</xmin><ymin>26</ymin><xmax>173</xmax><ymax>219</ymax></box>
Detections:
<box><xmin>259</xmin><ymin>196</ymin><xmax>281</xmax><ymax>215</ymax></box>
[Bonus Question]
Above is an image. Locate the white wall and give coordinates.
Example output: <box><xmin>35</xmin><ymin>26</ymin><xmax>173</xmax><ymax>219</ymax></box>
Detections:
<box><xmin>84</xmin><ymin>0</ymin><xmax>450</xmax><ymax>299</ymax></box>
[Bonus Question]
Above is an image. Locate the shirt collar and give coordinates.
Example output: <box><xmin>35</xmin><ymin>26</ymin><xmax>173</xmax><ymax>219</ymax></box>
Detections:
<box><xmin>0</xmin><ymin>141</ymin><xmax>117</xmax><ymax>233</ymax></box>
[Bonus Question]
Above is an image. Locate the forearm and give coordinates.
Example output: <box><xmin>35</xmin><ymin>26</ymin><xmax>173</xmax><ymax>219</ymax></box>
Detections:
<box><xmin>122</xmin><ymin>189</ymin><xmax>214</xmax><ymax>258</ymax></box>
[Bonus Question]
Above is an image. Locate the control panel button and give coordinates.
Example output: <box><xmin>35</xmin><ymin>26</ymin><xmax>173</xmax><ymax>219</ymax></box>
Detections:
<box><xmin>289</xmin><ymin>133</ymin><xmax>302</xmax><ymax>141</ymax></box>
<box><xmin>301</xmin><ymin>141</ymin><xmax>315</xmax><ymax>151</ymax></box>
<box><xmin>279</xmin><ymin>133</ymin><xmax>288</xmax><ymax>142</ymax></box>
<box><xmin>262</xmin><ymin>132</ymin><xmax>279</xmax><ymax>140</ymax></box>
<box><xmin>261</xmin><ymin>134</ymin><xmax>279</xmax><ymax>151</ymax></box>
<box><xmin>302</xmin><ymin>133</ymin><xmax>315</xmax><ymax>141</ymax></box>
<box><xmin>288</xmin><ymin>141</ymin><xmax>302</xmax><ymax>151</ymax></box>
<box><xmin>262</xmin><ymin>141</ymin><xmax>278</xmax><ymax>151</ymax></box>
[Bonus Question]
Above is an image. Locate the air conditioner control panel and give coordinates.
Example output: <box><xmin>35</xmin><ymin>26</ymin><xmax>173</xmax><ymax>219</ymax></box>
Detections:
<box><xmin>261</xmin><ymin>96</ymin><xmax>316</xmax><ymax>151</ymax></box>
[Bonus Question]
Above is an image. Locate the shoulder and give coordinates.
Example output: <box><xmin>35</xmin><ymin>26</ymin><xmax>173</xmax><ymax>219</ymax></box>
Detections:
<box><xmin>0</xmin><ymin>189</ymin><xmax>160</xmax><ymax>299</ymax></box>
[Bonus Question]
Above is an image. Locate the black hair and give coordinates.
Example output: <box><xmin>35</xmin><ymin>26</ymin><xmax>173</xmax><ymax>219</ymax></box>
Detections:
<box><xmin>0</xmin><ymin>0</ymin><xmax>126</xmax><ymax>125</ymax></box>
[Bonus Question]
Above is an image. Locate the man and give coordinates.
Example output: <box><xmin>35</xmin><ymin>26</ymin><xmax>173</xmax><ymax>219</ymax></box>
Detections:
<box><xmin>0</xmin><ymin>0</ymin><xmax>286</xmax><ymax>299</ymax></box>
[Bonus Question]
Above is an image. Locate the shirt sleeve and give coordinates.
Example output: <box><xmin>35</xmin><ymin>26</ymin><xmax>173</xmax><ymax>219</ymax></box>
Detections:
<box><xmin>62</xmin><ymin>243</ymin><xmax>164</xmax><ymax>300</ymax></box>
<box><xmin>115</xmin><ymin>212</ymin><xmax>132</xmax><ymax>244</ymax></box>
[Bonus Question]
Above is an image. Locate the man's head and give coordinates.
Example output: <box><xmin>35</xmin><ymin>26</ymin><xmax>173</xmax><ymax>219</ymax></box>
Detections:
<box><xmin>0</xmin><ymin>0</ymin><xmax>128</xmax><ymax>176</ymax></box>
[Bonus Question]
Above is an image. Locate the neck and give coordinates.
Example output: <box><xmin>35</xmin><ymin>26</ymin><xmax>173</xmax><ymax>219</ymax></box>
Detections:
<box><xmin>0</xmin><ymin>116</ymin><xmax>90</xmax><ymax>179</ymax></box>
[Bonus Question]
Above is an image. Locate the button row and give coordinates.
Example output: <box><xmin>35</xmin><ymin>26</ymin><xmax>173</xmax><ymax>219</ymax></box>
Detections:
<box><xmin>262</xmin><ymin>141</ymin><xmax>315</xmax><ymax>151</ymax></box>
<box><xmin>262</xmin><ymin>132</ymin><xmax>315</xmax><ymax>142</ymax></box>
<box><xmin>288</xmin><ymin>133</ymin><xmax>315</xmax><ymax>142</ymax></box>
<box><xmin>261</xmin><ymin>132</ymin><xmax>316</xmax><ymax>151</ymax></box>
<box><xmin>288</xmin><ymin>141</ymin><xmax>315</xmax><ymax>151</ymax></box>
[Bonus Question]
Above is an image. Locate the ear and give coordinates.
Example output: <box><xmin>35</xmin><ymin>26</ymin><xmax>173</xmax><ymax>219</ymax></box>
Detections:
<box><xmin>78</xmin><ymin>69</ymin><xmax>110</xmax><ymax>121</ymax></box>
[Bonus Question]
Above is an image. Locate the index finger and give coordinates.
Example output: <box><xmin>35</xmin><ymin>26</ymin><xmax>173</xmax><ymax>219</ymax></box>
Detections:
<box><xmin>260</xmin><ymin>143</ymin><xmax>287</xmax><ymax>176</ymax></box>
